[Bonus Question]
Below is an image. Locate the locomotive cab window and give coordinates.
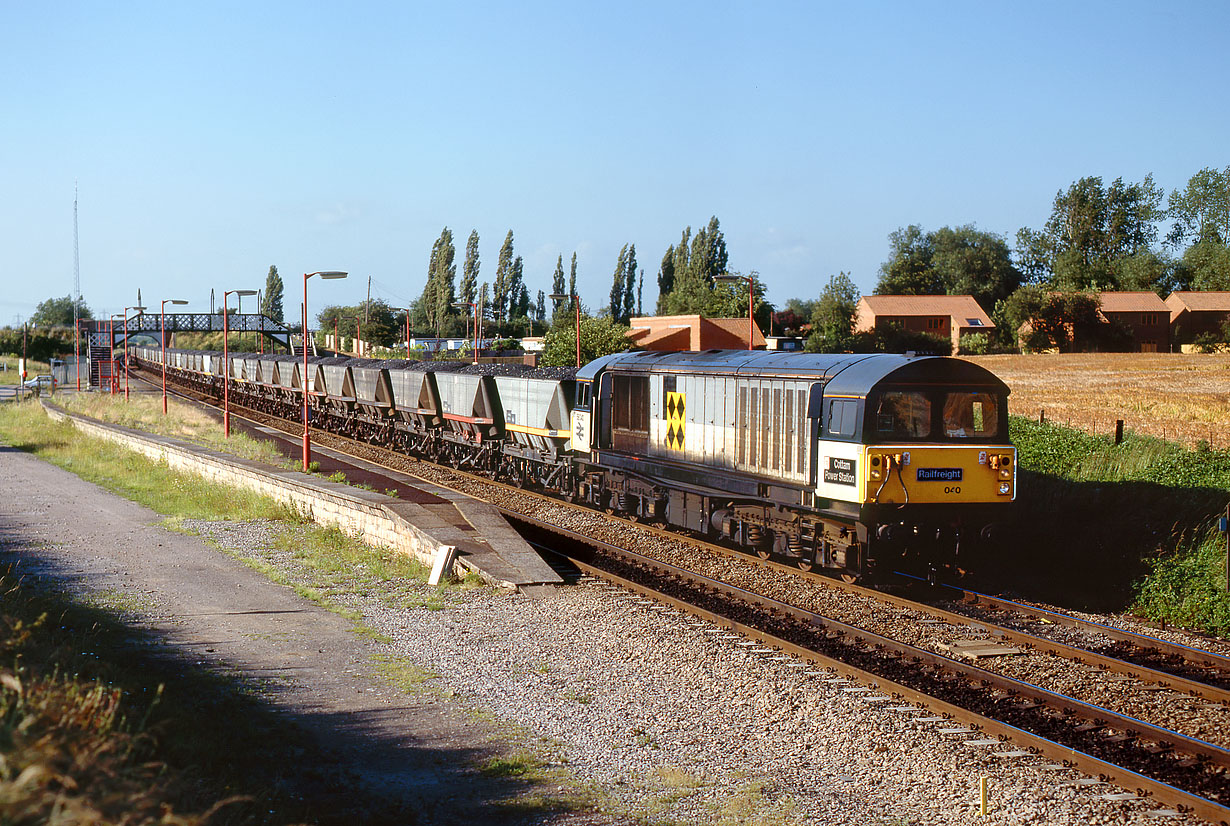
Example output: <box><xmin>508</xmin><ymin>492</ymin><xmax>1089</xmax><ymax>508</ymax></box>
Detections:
<box><xmin>942</xmin><ymin>391</ymin><xmax>999</xmax><ymax>438</ymax></box>
<box><xmin>575</xmin><ymin>381</ymin><xmax>592</xmax><ymax>411</ymax></box>
<box><xmin>868</xmin><ymin>388</ymin><xmax>1005</xmax><ymax>442</ymax></box>
<box><xmin>873</xmin><ymin>391</ymin><xmax>931</xmax><ymax>439</ymax></box>
<box><xmin>827</xmin><ymin>399</ymin><xmax>858</xmax><ymax>437</ymax></box>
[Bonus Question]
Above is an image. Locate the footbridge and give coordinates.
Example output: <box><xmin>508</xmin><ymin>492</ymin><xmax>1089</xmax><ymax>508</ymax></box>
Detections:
<box><xmin>79</xmin><ymin>313</ymin><xmax>302</xmax><ymax>389</ymax></box>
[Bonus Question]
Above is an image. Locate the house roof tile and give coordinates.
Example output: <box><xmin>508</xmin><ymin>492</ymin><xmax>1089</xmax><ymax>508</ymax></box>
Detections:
<box><xmin>858</xmin><ymin>295</ymin><xmax>994</xmax><ymax>327</ymax></box>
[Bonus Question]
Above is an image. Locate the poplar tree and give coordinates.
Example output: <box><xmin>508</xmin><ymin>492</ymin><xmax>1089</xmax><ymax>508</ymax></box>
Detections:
<box><xmin>622</xmin><ymin>244</ymin><xmax>638</xmax><ymax>322</ymax></box>
<box><xmin>493</xmin><ymin>230</ymin><xmax>515</xmax><ymax>322</ymax></box>
<box><xmin>419</xmin><ymin>227</ymin><xmax>456</xmax><ymax>338</ymax></box>
<box><xmin>551</xmin><ymin>255</ymin><xmax>567</xmax><ymax>324</ymax></box>
<box><xmin>569</xmin><ymin>252</ymin><xmax>578</xmax><ymax>298</ymax></box>
<box><xmin>609</xmin><ymin>244</ymin><xmax>629</xmax><ymax>320</ymax></box>
<box><xmin>262</xmin><ymin>265</ymin><xmax>284</xmax><ymax>323</ymax></box>
<box><xmin>460</xmin><ymin>229</ymin><xmax>480</xmax><ymax>306</ymax></box>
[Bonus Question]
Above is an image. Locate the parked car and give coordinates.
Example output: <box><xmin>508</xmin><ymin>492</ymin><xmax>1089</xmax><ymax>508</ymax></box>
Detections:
<box><xmin>22</xmin><ymin>375</ymin><xmax>55</xmax><ymax>391</ymax></box>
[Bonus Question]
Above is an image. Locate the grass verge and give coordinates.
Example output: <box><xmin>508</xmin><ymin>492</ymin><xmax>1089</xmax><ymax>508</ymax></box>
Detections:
<box><xmin>1005</xmin><ymin>415</ymin><xmax>1230</xmax><ymax>635</ymax></box>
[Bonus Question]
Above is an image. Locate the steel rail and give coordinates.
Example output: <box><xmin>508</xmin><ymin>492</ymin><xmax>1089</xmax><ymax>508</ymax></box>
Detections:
<box><xmin>510</xmin><ymin>512</ymin><xmax>1230</xmax><ymax>770</ymax></box>
<box><xmin>530</xmin><ymin>526</ymin><xmax>1230</xmax><ymax>825</ymax></box>
<box><xmin>946</xmin><ymin>584</ymin><xmax>1230</xmax><ymax>674</ymax></box>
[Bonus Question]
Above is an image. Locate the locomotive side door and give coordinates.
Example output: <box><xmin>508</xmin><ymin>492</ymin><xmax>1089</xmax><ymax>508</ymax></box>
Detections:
<box><xmin>812</xmin><ymin>385</ymin><xmax>865</xmax><ymax>506</ymax></box>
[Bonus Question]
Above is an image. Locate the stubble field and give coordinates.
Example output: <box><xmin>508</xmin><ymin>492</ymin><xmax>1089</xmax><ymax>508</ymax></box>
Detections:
<box><xmin>972</xmin><ymin>352</ymin><xmax>1230</xmax><ymax>449</ymax></box>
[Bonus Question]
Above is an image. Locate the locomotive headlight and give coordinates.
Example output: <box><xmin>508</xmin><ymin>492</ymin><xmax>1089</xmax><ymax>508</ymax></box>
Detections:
<box><xmin>998</xmin><ymin>454</ymin><xmax>1013</xmax><ymax>479</ymax></box>
<box><xmin>869</xmin><ymin>454</ymin><xmax>883</xmax><ymax>480</ymax></box>
<box><xmin>998</xmin><ymin>481</ymin><xmax>1012</xmax><ymax>495</ymax></box>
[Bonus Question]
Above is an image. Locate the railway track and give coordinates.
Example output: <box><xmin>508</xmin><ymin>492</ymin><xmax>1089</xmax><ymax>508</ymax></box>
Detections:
<box><xmin>511</xmin><ymin>513</ymin><xmax>1230</xmax><ymax>824</ymax></box>
<box><xmin>126</xmin><ymin>370</ymin><xmax>1230</xmax><ymax>822</ymax></box>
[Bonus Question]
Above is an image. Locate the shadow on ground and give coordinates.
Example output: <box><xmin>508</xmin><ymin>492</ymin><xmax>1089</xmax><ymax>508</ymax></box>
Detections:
<box><xmin>0</xmin><ymin>539</ymin><xmax>605</xmax><ymax>826</ymax></box>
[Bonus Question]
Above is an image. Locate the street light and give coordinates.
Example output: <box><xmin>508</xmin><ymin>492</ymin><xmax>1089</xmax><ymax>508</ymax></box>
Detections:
<box><xmin>122</xmin><ymin>305</ymin><xmax>146</xmax><ymax>399</ymax></box>
<box><xmin>302</xmin><ymin>271</ymin><xmax>348</xmax><ymax>471</ymax></box>
<box><xmin>714</xmin><ymin>274</ymin><xmax>757</xmax><ymax>350</ymax></box>
<box><xmin>451</xmin><ymin>302</ymin><xmax>478</xmax><ymax>364</ymax></box>
<box><xmin>222</xmin><ymin>289</ymin><xmax>256</xmax><ymax>437</ymax></box>
<box><xmin>549</xmin><ymin>293</ymin><xmax>581</xmax><ymax>368</ymax></box>
<box><xmin>160</xmin><ymin>299</ymin><xmax>188</xmax><ymax>414</ymax></box>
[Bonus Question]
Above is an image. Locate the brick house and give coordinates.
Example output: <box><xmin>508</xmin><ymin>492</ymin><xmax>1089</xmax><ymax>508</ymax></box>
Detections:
<box><xmin>1096</xmin><ymin>292</ymin><xmax>1170</xmax><ymax>352</ymax></box>
<box><xmin>627</xmin><ymin>315</ymin><xmax>766</xmax><ymax>351</ymax></box>
<box><xmin>853</xmin><ymin>295</ymin><xmax>994</xmax><ymax>354</ymax></box>
<box><xmin>1164</xmin><ymin>292</ymin><xmax>1230</xmax><ymax>352</ymax></box>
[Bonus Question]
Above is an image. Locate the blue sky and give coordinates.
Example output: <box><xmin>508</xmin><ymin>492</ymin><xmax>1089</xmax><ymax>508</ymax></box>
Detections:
<box><xmin>3</xmin><ymin>1</ymin><xmax>1227</xmax><ymax>323</ymax></box>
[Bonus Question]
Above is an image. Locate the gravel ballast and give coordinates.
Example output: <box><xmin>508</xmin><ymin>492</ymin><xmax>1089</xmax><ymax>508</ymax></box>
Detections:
<box><xmin>194</xmin><ymin>518</ymin><xmax>1206</xmax><ymax>826</ymax></box>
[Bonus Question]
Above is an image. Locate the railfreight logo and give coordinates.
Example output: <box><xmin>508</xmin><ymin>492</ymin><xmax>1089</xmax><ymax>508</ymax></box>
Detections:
<box><xmin>916</xmin><ymin>467</ymin><xmax>963</xmax><ymax>482</ymax></box>
<box><xmin>665</xmin><ymin>391</ymin><xmax>686</xmax><ymax>450</ymax></box>
<box><xmin>824</xmin><ymin>456</ymin><xmax>857</xmax><ymax>486</ymax></box>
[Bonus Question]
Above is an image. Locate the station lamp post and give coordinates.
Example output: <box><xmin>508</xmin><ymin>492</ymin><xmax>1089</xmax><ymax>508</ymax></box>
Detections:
<box><xmin>222</xmin><ymin>289</ymin><xmax>256</xmax><ymax>437</ymax></box>
<box><xmin>451</xmin><ymin>302</ymin><xmax>479</xmax><ymax>364</ymax></box>
<box><xmin>121</xmin><ymin>305</ymin><xmax>146</xmax><ymax>400</ymax></box>
<box><xmin>549</xmin><ymin>293</ymin><xmax>581</xmax><ymax>367</ymax></box>
<box><xmin>160</xmin><ymin>299</ymin><xmax>188</xmax><ymax>414</ymax></box>
<box><xmin>302</xmin><ymin>271</ymin><xmax>348</xmax><ymax>471</ymax></box>
<box><xmin>713</xmin><ymin>273</ymin><xmax>757</xmax><ymax>350</ymax></box>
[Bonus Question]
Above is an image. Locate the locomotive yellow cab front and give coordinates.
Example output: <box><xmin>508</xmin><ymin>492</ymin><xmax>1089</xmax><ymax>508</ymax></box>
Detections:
<box><xmin>863</xmin><ymin>446</ymin><xmax>1016</xmax><ymax>504</ymax></box>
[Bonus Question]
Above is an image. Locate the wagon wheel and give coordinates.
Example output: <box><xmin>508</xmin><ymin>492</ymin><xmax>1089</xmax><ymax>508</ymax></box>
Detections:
<box><xmin>796</xmin><ymin>558</ymin><xmax>815</xmax><ymax>573</ymax></box>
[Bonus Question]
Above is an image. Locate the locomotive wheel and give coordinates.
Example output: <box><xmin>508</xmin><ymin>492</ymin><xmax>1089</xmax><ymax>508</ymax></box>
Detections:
<box><xmin>797</xmin><ymin>558</ymin><xmax>814</xmax><ymax>572</ymax></box>
<box><xmin>756</xmin><ymin>549</ymin><xmax>771</xmax><ymax>560</ymax></box>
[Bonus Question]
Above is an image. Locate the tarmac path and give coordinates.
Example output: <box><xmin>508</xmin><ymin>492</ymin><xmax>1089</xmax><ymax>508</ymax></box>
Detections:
<box><xmin>0</xmin><ymin>442</ymin><xmax>608</xmax><ymax>825</ymax></box>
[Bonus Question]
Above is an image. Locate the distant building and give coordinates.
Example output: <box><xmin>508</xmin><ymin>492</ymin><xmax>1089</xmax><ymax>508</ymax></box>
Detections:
<box><xmin>853</xmin><ymin>295</ymin><xmax>994</xmax><ymax>354</ymax></box>
<box><xmin>1165</xmin><ymin>291</ymin><xmax>1230</xmax><ymax>352</ymax></box>
<box><xmin>1095</xmin><ymin>291</ymin><xmax>1169</xmax><ymax>352</ymax></box>
<box><xmin>627</xmin><ymin>315</ymin><xmax>765</xmax><ymax>351</ymax></box>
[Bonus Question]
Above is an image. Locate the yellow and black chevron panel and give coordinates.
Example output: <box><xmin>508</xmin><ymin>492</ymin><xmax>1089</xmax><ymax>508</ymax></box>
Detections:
<box><xmin>665</xmin><ymin>391</ymin><xmax>686</xmax><ymax>450</ymax></box>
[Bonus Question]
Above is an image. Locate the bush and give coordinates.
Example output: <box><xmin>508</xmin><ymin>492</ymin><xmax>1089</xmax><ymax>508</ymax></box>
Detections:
<box><xmin>958</xmin><ymin>332</ymin><xmax>993</xmax><ymax>355</ymax></box>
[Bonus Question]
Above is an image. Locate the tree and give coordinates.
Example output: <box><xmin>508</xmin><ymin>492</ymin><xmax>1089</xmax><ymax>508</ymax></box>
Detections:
<box><xmin>1167</xmin><ymin>166</ymin><xmax>1230</xmax><ymax>248</ymax></box>
<box><xmin>539</xmin><ymin>313</ymin><xmax>632</xmax><ymax>367</ymax></box>
<box><xmin>622</xmin><ymin>245</ymin><xmax>638</xmax><ymax>322</ymax></box>
<box><xmin>656</xmin><ymin>245</ymin><xmax>676</xmax><ymax>312</ymax></box>
<box><xmin>874</xmin><ymin>225</ymin><xmax>940</xmax><ymax>295</ymax></box>
<box><xmin>998</xmin><ymin>286</ymin><xmax>1102</xmax><ymax>353</ymax></box>
<box><xmin>874</xmin><ymin>224</ymin><xmax>1021</xmax><ymax>314</ymax></box>
<box><xmin>460</xmin><ymin>230</ymin><xmax>480</xmax><ymax>306</ymax></box>
<box><xmin>419</xmin><ymin>227</ymin><xmax>457</xmax><ymax>338</ymax></box>
<box><xmin>1168</xmin><ymin>167</ymin><xmax>1230</xmax><ymax>290</ymax></box>
<box><xmin>930</xmin><ymin>226</ymin><xmax>1021</xmax><ymax>310</ymax></box>
<box><xmin>30</xmin><ymin>295</ymin><xmax>92</xmax><ymax>328</ymax></box>
<box><xmin>261</xmin><ymin>265</ymin><xmax>284</xmax><ymax>323</ymax></box>
<box><xmin>1016</xmin><ymin>174</ymin><xmax>1167</xmax><ymax>291</ymax></box>
<box><xmin>806</xmin><ymin>272</ymin><xmax>860</xmax><ymax>353</ymax></box>
<box><xmin>569</xmin><ymin>252</ymin><xmax>578</xmax><ymax>299</ymax></box>
<box><xmin>657</xmin><ymin>218</ymin><xmax>730</xmax><ymax>312</ymax></box>
<box><xmin>493</xmin><ymin>230</ymin><xmax>515</xmax><ymax>323</ymax></box>
<box><xmin>689</xmin><ymin>216</ymin><xmax>728</xmax><ymax>286</ymax></box>
<box><xmin>550</xmin><ymin>255</ymin><xmax>567</xmax><ymax>323</ymax></box>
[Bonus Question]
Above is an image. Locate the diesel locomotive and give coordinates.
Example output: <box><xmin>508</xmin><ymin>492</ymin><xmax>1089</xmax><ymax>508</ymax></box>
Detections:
<box><xmin>131</xmin><ymin>346</ymin><xmax>1015</xmax><ymax>581</ymax></box>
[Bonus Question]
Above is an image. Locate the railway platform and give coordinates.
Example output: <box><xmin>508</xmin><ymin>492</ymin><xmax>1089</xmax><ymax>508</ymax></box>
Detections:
<box><xmin>43</xmin><ymin>392</ymin><xmax>563</xmax><ymax>593</ymax></box>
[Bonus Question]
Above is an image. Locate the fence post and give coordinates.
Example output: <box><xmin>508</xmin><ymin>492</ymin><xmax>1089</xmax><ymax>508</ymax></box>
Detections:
<box><xmin>1115</xmin><ymin>420</ymin><xmax>1124</xmax><ymax>445</ymax></box>
<box><xmin>1223</xmin><ymin>504</ymin><xmax>1229</xmax><ymax>594</ymax></box>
